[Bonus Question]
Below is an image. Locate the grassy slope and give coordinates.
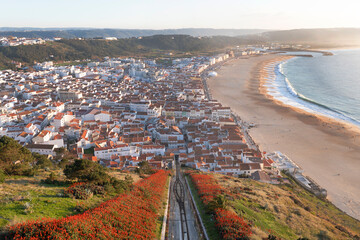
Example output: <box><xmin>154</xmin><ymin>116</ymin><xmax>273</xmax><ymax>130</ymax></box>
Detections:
<box><xmin>155</xmin><ymin>175</ymin><xmax>171</xmax><ymax>239</ymax></box>
<box><xmin>0</xmin><ymin>170</ymin><xmax>140</xmax><ymax>230</ymax></box>
<box><xmin>213</xmin><ymin>174</ymin><xmax>360</xmax><ymax>240</ymax></box>
<box><xmin>186</xmin><ymin>175</ymin><xmax>222</xmax><ymax>240</ymax></box>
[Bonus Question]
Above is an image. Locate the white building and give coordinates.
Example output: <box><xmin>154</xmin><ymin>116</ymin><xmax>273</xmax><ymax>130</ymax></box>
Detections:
<box><xmin>141</xmin><ymin>145</ymin><xmax>165</xmax><ymax>156</ymax></box>
<box><xmin>32</xmin><ymin>130</ymin><xmax>52</xmax><ymax>143</ymax></box>
<box><xmin>94</xmin><ymin>111</ymin><xmax>111</xmax><ymax>122</ymax></box>
<box><xmin>94</xmin><ymin>144</ymin><xmax>132</xmax><ymax>160</ymax></box>
<box><xmin>27</xmin><ymin>144</ymin><xmax>56</xmax><ymax>157</ymax></box>
<box><xmin>211</xmin><ymin>107</ymin><xmax>231</xmax><ymax>120</ymax></box>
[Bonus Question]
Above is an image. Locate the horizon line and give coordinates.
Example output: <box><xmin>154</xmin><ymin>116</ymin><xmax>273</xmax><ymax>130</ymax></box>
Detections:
<box><xmin>0</xmin><ymin>27</ymin><xmax>360</xmax><ymax>31</ymax></box>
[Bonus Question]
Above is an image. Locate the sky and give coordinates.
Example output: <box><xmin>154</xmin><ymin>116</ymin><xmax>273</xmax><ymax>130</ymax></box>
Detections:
<box><xmin>1</xmin><ymin>0</ymin><xmax>360</xmax><ymax>30</ymax></box>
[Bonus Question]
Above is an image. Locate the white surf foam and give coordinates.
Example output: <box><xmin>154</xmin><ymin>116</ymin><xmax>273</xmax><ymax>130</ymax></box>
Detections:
<box><xmin>264</xmin><ymin>58</ymin><xmax>360</xmax><ymax>128</ymax></box>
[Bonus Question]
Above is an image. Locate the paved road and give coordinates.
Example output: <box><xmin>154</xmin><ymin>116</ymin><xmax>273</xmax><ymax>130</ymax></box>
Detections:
<box><xmin>232</xmin><ymin>113</ymin><xmax>259</xmax><ymax>151</ymax></box>
<box><xmin>168</xmin><ymin>166</ymin><xmax>201</xmax><ymax>240</ymax></box>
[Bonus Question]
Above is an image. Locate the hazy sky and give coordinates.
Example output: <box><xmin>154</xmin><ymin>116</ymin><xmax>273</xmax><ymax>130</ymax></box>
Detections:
<box><xmin>1</xmin><ymin>0</ymin><xmax>360</xmax><ymax>29</ymax></box>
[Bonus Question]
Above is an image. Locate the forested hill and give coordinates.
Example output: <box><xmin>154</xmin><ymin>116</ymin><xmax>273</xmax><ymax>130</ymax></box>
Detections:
<box><xmin>0</xmin><ymin>35</ymin><xmax>258</xmax><ymax>69</ymax></box>
<box><xmin>0</xmin><ymin>28</ymin><xmax>268</xmax><ymax>39</ymax></box>
<box><xmin>1</xmin><ymin>28</ymin><xmax>360</xmax><ymax>69</ymax></box>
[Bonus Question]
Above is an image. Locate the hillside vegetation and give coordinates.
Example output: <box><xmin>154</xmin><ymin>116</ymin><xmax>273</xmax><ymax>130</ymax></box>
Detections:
<box><xmin>0</xmin><ymin>28</ymin><xmax>269</xmax><ymax>39</ymax></box>
<box><xmin>0</xmin><ymin>136</ymin><xmax>138</xmax><ymax>235</ymax></box>
<box><xmin>3</xmin><ymin>170</ymin><xmax>170</xmax><ymax>239</ymax></box>
<box><xmin>187</xmin><ymin>171</ymin><xmax>360</xmax><ymax>240</ymax></box>
<box><xmin>2</xmin><ymin>28</ymin><xmax>360</xmax><ymax>69</ymax></box>
<box><xmin>0</xmin><ymin>35</ymin><xmax>250</xmax><ymax>69</ymax></box>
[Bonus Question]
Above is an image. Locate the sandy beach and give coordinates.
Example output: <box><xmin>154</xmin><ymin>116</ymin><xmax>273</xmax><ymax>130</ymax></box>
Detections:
<box><xmin>207</xmin><ymin>54</ymin><xmax>360</xmax><ymax>220</ymax></box>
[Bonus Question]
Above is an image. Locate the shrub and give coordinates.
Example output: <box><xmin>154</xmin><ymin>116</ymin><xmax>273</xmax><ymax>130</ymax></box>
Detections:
<box><xmin>73</xmin><ymin>202</ymin><xmax>92</xmax><ymax>213</ymax></box>
<box><xmin>6</xmin><ymin>170</ymin><xmax>169</xmax><ymax>239</ymax></box>
<box><xmin>33</xmin><ymin>152</ymin><xmax>53</xmax><ymax>169</ymax></box>
<box><xmin>214</xmin><ymin>208</ymin><xmax>252</xmax><ymax>239</ymax></box>
<box><xmin>317</xmin><ymin>231</ymin><xmax>331</xmax><ymax>240</ymax></box>
<box><xmin>65</xmin><ymin>182</ymin><xmax>93</xmax><ymax>200</ymax></box>
<box><xmin>268</xmin><ymin>235</ymin><xmax>278</xmax><ymax>240</ymax></box>
<box><xmin>65</xmin><ymin>182</ymin><xmax>107</xmax><ymax>199</ymax></box>
<box><xmin>135</xmin><ymin>161</ymin><xmax>155</xmax><ymax>175</ymax></box>
<box><xmin>64</xmin><ymin>159</ymin><xmax>110</xmax><ymax>184</ymax></box>
<box><xmin>64</xmin><ymin>160</ymin><xmax>135</xmax><ymax>194</ymax></box>
<box><xmin>189</xmin><ymin>172</ymin><xmax>252</xmax><ymax>239</ymax></box>
<box><xmin>0</xmin><ymin>136</ymin><xmax>36</xmax><ymax>176</ymax></box>
<box><xmin>43</xmin><ymin>172</ymin><xmax>58</xmax><ymax>184</ymax></box>
<box><xmin>86</xmin><ymin>183</ymin><xmax>106</xmax><ymax>195</ymax></box>
<box><xmin>208</xmin><ymin>195</ymin><xmax>229</xmax><ymax>213</ymax></box>
<box><xmin>190</xmin><ymin>173</ymin><xmax>223</xmax><ymax>204</ymax></box>
<box><xmin>0</xmin><ymin>169</ymin><xmax>6</xmax><ymax>183</ymax></box>
<box><xmin>58</xmin><ymin>158</ymin><xmax>70</xmax><ymax>169</ymax></box>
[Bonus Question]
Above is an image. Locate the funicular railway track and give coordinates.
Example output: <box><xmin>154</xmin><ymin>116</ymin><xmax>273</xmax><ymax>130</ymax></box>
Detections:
<box><xmin>173</xmin><ymin>160</ymin><xmax>190</xmax><ymax>240</ymax></box>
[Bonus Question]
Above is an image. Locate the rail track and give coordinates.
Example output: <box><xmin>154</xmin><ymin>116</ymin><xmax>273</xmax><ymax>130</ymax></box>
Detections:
<box><xmin>173</xmin><ymin>160</ymin><xmax>190</xmax><ymax>240</ymax></box>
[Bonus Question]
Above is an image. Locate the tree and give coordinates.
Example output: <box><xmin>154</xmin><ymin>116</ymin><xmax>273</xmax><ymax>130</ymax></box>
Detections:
<box><xmin>64</xmin><ymin>159</ymin><xmax>110</xmax><ymax>184</ymax></box>
<box><xmin>0</xmin><ymin>136</ymin><xmax>35</xmax><ymax>176</ymax></box>
<box><xmin>33</xmin><ymin>152</ymin><xmax>53</xmax><ymax>169</ymax></box>
<box><xmin>0</xmin><ymin>169</ymin><xmax>6</xmax><ymax>183</ymax></box>
<box><xmin>55</xmin><ymin>147</ymin><xmax>66</xmax><ymax>155</ymax></box>
<box><xmin>54</xmin><ymin>147</ymin><xmax>67</xmax><ymax>161</ymax></box>
<box><xmin>64</xmin><ymin>159</ymin><xmax>134</xmax><ymax>194</ymax></box>
<box><xmin>58</xmin><ymin>158</ymin><xmax>70</xmax><ymax>169</ymax></box>
<box><xmin>135</xmin><ymin>161</ymin><xmax>155</xmax><ymax>175</ymax></box>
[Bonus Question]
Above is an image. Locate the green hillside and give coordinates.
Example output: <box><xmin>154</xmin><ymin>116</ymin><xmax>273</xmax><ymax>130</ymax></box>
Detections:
<box><xmin>0</xmin><ymin>28</ymin><xmax>269</xmax><ymax>39</ymax></box>
<box><xmin>187</xmin><ymin>171</ymin><xmax>360</xmax><ymax>240</ymax></box>
<box><xmin>0</xmin><ymin>35</ymin><xmax>250</xmax><ymax>69</ymax></box>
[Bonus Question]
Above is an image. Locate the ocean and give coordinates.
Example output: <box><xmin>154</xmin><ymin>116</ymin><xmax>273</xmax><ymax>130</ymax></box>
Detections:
<box><xmin>266</xmin><ymin>49</ymin><xmax>360</xmax><ymax>127</ymax></box>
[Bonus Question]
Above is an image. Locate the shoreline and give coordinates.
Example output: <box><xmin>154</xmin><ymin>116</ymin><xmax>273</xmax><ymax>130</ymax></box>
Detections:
<box><xmin>258</xmin><ymin>56</ymin><xmax>360</xmax><ymax>134</ymax></box>
<box><xmin>207</xmin><ymin>54</ymin><xmax>360</xmax><ymax>220</ymax></box>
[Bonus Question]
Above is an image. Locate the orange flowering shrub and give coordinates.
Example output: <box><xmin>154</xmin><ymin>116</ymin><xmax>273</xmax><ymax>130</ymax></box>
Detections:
<box><xmin>6</xmin><ymin>170</ymin><xmax>169</xmax><ymax>240</ymax></box>
<box><xmin>190</xmin><ymin>173</ymin><xmax>223</xmax><ymax>204</ymax></box>
<box><xmin>189</xmin><ymin>172</ymin><xmax>252</xmax><ymax>239</ymax></box>
<box><xmin>214</xmin><ymin>208</ymin><xmax>252</xmax><ymax>239</ymax></box>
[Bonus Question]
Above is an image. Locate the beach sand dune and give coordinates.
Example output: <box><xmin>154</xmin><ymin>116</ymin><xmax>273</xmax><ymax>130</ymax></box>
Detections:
<box><xmin>208</xmin><ymin>55</ymin><xmax>360</xmax><ymax>220</ymax></box>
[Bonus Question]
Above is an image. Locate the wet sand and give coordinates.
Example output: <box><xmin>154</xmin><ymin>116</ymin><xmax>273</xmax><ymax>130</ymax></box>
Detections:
<box><xmin>207</xmin><ymin>54</ymin><xmax>360</xmax><ymax>220</ymax></box>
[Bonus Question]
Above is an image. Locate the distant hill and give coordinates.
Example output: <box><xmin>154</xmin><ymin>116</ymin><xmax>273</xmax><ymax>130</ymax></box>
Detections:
<box><xmin>0</xmin><ymin>28</ymin><xmax>269</xmax><ymax>39</ymax></box>
<box><xmin>1</xmin><ymin>28</ymin><xmax>360</xmax><ymax>69</ymax></box>
<box><xmin>0</xmin><ymin>35</ymin><xmax>257</xmax><ymax>69</ymax></box>
<box><xmin>0</xmin><ymin>27</ymin><xmax>93</xmax><ymax>32</ymax></box>
<box><xmin>260</xmin><ymin>28</ymin><xmax>360</xmax><ymax>47</ymax></box>
<box><xmin>1</xmin><ymin>27</ymin><xmax>359</xmax><ymax>48</ymax></box>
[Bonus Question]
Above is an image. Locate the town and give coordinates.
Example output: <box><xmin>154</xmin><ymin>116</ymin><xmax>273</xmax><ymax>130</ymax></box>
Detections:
<box><xmin>0</xmin><ymin>48</ymin><xmax>318</xmax><ymax>187</ymax></box>
<box><xmin>0</xmin><ymin>36</ymin><xmax>56</xmax><ymax>47</ymax></box>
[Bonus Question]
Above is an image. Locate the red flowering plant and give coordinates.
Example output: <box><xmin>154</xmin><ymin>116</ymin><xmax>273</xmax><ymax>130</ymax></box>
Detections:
<box><xmin>214</xmin><ymin>208</ymin><xmax>252</xmax><ymax>240</ymax></box>
<box><xmin>189</xmin><ymin>172</ymin><xmax>252</xmax><ymax>239</ymax></box>
<box><xmin>190</xmin><ymin>173</ymin><xmax>223</xmax><ymax>204</ymax></box>
<box><xmin>6</xmin><ymin>170</ymin><xmax>169</xmax><ymax>240</ymax></box>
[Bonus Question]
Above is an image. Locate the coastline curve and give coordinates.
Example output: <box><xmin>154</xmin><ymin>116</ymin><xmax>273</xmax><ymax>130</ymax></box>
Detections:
<box><xmin>261</xmin><ymin>56</ymin><xmax>360</xmax><ymax>130</ymax></box>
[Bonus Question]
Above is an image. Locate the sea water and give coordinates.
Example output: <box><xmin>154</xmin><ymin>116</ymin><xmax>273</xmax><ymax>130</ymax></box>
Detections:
<box><xmin>266</xmin><ymin>49</ymin><xmax>360</xmax><ymax>127</ymax></box>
